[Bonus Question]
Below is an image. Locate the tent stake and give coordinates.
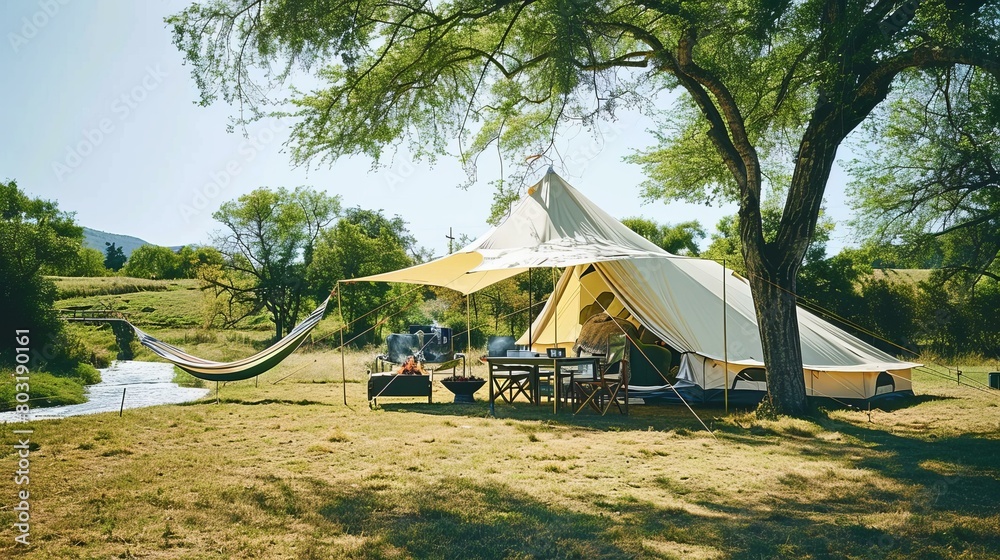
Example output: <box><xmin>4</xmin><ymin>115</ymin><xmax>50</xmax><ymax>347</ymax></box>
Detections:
<box><xmin>119</xmin><ymin>387</ymin><xmax>126</xmax><ymax>417</ymax></box>
<box><xmin>338</xmin><ymin>284</ymin><xmax>347</xmax><ymax>405</ymax></box>
<box><xmin>723</xmin><ymin>258</ymin><xmax>729</xmax><ymax>415</ymax></box>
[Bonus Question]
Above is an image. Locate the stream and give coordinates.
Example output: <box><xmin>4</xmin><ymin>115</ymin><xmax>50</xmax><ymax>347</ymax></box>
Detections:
<box><xmin>0</xmin><ymin>361</ymin><xmax>211</xmax><ymax>422</ymax></box>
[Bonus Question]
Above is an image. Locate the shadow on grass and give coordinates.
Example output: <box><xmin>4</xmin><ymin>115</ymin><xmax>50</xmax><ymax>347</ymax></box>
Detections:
<box><xmin>379</xmin><ymin>401</ymin><xmax>717</xmax><ymax>434</ymax></box>
<box><xmin>805</xmin><ymin>393</ymin><xmax>954</xmax><ymax>414</ymax></box>
<box><xmin>177</xmin><ymin>398</ymin><xmax>332</xmax><ymax>407</ymax></box>
<box><xmin>820</xmin><ymin>412</ymin><xmax>1000</xmax><ymax>518</ymax></box>
<box><xmin>866</xmin><ymin>393</ymin><xmax>955</xmax><ymax>412</ymax></box>
<box><xmin>229</xmin><ymin>458</ymin><xmax>999</xmax><ymax>560</ymax></box>
<box><xmin>308</xmin><ymin>477</ymin><xmax>638</xmax><ymax>559</ymax></box>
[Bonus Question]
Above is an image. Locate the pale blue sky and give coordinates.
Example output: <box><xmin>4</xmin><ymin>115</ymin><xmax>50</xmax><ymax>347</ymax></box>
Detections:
<box><xmin>1</xmin><ymin>1</ymin><xmax>855</xmax><ymax>257</ymax></box>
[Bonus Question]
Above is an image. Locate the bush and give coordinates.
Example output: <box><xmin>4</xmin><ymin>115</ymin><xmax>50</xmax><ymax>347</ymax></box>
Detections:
<box><xmin>72</xmin><ymin>363</ymin><xmax>102</xmax><ymax>385</ymax></box>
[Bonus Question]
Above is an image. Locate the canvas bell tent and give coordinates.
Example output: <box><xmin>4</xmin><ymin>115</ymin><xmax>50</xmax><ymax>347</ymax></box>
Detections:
<box><xmin>347</xmin><ymin>169</ymin><xmax>918</xmax><ymax>404</ymax></box>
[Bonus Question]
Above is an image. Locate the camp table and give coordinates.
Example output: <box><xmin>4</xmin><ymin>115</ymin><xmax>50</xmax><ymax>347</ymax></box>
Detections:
<box><xmin>484</xmin><ymin>356</ymin><xmax>601</xmax><ymax>415</ymax></box>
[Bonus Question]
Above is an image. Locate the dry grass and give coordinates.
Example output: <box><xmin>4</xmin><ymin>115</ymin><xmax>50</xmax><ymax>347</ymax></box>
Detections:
<box><xmin>0</xmin><ymin>352</ymin><xmax>997</xmax><ymax>559</ymax></box>
<box><xmin>49</xmin><ymin>276</ymin><xmax>177</xmax><ymax>299</ymax></box>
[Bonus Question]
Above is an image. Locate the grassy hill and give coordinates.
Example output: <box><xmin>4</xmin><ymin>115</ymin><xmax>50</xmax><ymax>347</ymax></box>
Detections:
<box><xmin>54</xmin><ymin>277</ymin><xmax>207</xmax><ymax>329</ymax></box>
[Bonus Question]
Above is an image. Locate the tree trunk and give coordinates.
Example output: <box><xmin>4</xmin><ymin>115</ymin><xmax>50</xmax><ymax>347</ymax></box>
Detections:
<box><xmin>740</xmin><ymin>111</ymin><xmax>843</xmax><ymax>417</ymax></box>
<box><xmin>274</xmin><ymin>310</ymin><xmax>284</xmax><ymax>341</ymax></box>
<box><xmin>745</xmin><ymin>265</ymin><xmax>810</xmax><ymax>416</ymax></box>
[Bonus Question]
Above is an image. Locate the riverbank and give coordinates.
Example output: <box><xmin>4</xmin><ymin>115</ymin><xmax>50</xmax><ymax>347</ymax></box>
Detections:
<box><xmin>0</xmin><ymin>349</ymin><xmax>997</xmax><ymax>559</ymax></box>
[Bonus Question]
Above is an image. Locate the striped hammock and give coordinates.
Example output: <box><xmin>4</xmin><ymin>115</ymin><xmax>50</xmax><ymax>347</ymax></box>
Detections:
<box><xmin>134</xmin><ymin>297</ymin><xmax>330</xmax><ymax>381</ymax></box>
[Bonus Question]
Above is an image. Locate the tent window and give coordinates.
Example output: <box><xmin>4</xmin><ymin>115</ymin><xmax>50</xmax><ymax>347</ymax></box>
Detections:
<box><xmin>874</xmin><ymin>371</ymin><xmax>895</xmax><ymax>395</ymax></box>
<box><xmin>733</xmin><ymin>368</ymin><xmax>767</xmax><ymax>391</ymax></box>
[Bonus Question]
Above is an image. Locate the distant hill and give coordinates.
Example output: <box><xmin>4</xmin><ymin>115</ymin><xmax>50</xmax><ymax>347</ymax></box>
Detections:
<box><xmin>81</xmin><ymin>227</ymin><xmax>153</xmax><ymax>257</ymax></box>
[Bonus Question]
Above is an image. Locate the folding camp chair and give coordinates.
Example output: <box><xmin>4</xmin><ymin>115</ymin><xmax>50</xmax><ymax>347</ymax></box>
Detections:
<box><xmin>573</xmin><ymin>334</ymin><xmax>629</xmax><ymax>415</ymax></box>
<box><xmin>485</xmin><ymin>336</ymin><xmax>534</xmax><ymax>403</ymax></box>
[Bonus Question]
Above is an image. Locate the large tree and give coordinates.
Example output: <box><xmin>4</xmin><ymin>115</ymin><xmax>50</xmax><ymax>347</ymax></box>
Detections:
<box><xmin>622</xmin><ymin>217</ymin><xmax>705</xmax><ymax>255</ymax></box>
<box><xmin>308</xmin><ymin>208</ymin><xmax>417</xmax><ymax>345</ymax></box>
<box><xmin>209</xmin><ymin>186</ymin><xmax>341</xmax><ymax>339</ymax></box>
<box><xmin>848</xmin><ymin>66</ymin><xmax>1000</xmax><ymax>284</ymax></box>
<box><xmin>0</xmin><ymin>180</ymin><xmax>90</xmax><ymax>372</ymax></box>
<box><xmin>169</xmin><ymin>0</ymin><xmax>1000</xmax><ymax>415</ymax></box>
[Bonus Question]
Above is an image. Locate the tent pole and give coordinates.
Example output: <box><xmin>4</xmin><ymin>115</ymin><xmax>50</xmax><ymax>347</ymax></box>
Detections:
<box><xmin>528</xmin><ymin>268</ymin><xmax>533</xmax><ymax>347</ymax></box>
<box><xmin>552</xmin><ymin>267</ymin><xmax>558</xmax><ymax>414</ymax></box>
<box><xmin>466</xmin><ymin>293</ymin><xmax>471</xmax><ymax>376</ymax></box>
<box><xmin>338</xmin><ymin>283</ymin><xmax>347</xmax><ymax>406</ymax></box>
<box><xmin>723</xmin><ymin>259</ymin><xmax>729</xmax><ymax>414</ymax></box>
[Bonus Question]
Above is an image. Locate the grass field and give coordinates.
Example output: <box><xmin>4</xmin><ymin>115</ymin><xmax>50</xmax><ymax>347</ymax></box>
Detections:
<box><xmin>4</xmin><ymin>276</ymin><xmax>997</xmax><ymax>558</ymax></box>
<box><xmin>1</xmin><ymin>347</ymin><xmax>998</xmax><ymax>559</ymax></box>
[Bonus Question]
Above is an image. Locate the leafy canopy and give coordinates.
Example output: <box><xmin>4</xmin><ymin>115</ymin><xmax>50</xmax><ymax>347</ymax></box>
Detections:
<box><xmin>208</xmin><ymin>186</ymin><xmax>341</xmax><ymax>338</ymax></box>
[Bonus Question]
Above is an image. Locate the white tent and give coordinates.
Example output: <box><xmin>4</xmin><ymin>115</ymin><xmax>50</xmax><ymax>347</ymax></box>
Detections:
<box><xmin>349</xmin><ymin>170</ymin><xmax>918</xmax><ymax>402</ymax></box>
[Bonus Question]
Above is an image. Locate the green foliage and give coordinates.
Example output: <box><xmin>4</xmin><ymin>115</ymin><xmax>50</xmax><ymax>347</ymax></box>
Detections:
<box><xmin>72</xmin><ymin>362</ymin><xmax>102</xmax><ymax>385</ymax></box>
<box><xmin>621</xmin><ymin>217</ymin><xmax>705</xmax><ymax>256</ymax></box>
<box><xmin>309</xmin><ymin>208</ymin><xmax>417</xmax><ymax>346</ymax></box>
<box><xmin>104</xmin><ymin>242</ymin><xmax>127</xmax><ymax>271</ymax></box>
<box><xmin>848</xmin><ymin>68</ymin><xmax>1000</xmax><ymax>285</ymax></box>
<box><xmin>121</xmin><ymin>245</ymin><xmax>220</xmax><ymax>280</ymax></box>
<box><xmin>208</xmin><ymin>186</ymin><xmax>341</xmax><ymax>339</ymax></box>
<box><xmin>45</xmin><ymin>246</ymin><xmax>108</xmax><ymax>277</ymax></box>
<box><xmin>176</xmin><ymin>245</ymin><xmax>223</xmax><ymax>277</ymax></box>
<box><xmin>702</xmin><ymin>203</ymin><xmax>834</xmax><ymax>275</ymax></box>
<box><xmin>123</xmin><ymin>245</ymin><xmax>184</xmax><ymax>279</ymax></box>
<box><xmin>0</xmin><ymin>179</ymin><xmax>99</xmax><ymax>375</ymax></box>
<box><xmin>915</xmin><ymin>273</ymin><xmax>1000</xmax><ymax>358</ymax></box>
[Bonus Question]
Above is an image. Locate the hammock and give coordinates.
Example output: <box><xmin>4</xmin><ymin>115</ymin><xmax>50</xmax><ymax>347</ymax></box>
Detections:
<box><xmin>133</xmin><ymin>297</ymin><xmax>331</xmax><ymax>381</ymax></box>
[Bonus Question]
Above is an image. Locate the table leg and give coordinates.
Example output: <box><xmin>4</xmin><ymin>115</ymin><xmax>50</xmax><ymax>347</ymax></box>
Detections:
<box><xmin>553</xmin><ymin>362</ymin><xmax>560</xmax><ymax>414</ymax></box>
<box><xmin>488</xmin><ymin>363</ymin><xmax>496</xmax><ymax>417</ymax></box>
<box><xmin>532</xmin><ymin>366</ymin><xmax>540</xmax><ymax>406</ymax></box>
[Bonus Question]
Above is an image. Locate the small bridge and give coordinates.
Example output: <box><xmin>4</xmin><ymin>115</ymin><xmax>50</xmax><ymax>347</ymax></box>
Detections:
<box><xmin>58</xmin><ymin>309</ymin><xmax>135</xmax><ymax>360</ymax></box>
<box><xmin>58</xmin><ymin>309</ymin><xmax>130</xmax><ymax>322</ymax></box>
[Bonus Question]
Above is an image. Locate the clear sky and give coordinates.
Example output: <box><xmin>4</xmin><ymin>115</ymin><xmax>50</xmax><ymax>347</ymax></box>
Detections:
<box><xmin>1</xmin><ymin>1</ymin><xmax>856</xmax><ymax>257</ymax></box>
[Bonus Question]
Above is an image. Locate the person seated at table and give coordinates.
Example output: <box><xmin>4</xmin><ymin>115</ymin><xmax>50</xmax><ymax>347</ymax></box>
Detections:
<box><xmin>396</xmin><ymin>356</ymin><xmax>427</xmax><ymax>375</ymax></box>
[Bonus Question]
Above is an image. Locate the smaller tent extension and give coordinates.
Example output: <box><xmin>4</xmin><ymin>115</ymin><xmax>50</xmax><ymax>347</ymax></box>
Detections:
<box><xmin>349</xmin><ymin>169</ymin><xmax>919</xmax><ymax>404</ymax></box>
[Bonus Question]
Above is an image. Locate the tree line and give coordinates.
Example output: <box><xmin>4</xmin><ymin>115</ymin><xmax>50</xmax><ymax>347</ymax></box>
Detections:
<box><xmin>3</xmin><ymin>172</ymin><xmax>997</xmax><ymax>411</ymax></box>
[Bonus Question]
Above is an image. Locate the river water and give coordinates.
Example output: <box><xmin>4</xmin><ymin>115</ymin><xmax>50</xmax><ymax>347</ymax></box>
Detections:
<box><xmin>0</xmin><ymin>361</ymin><xmax>210</xmax><ymax>423</ymax></box>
